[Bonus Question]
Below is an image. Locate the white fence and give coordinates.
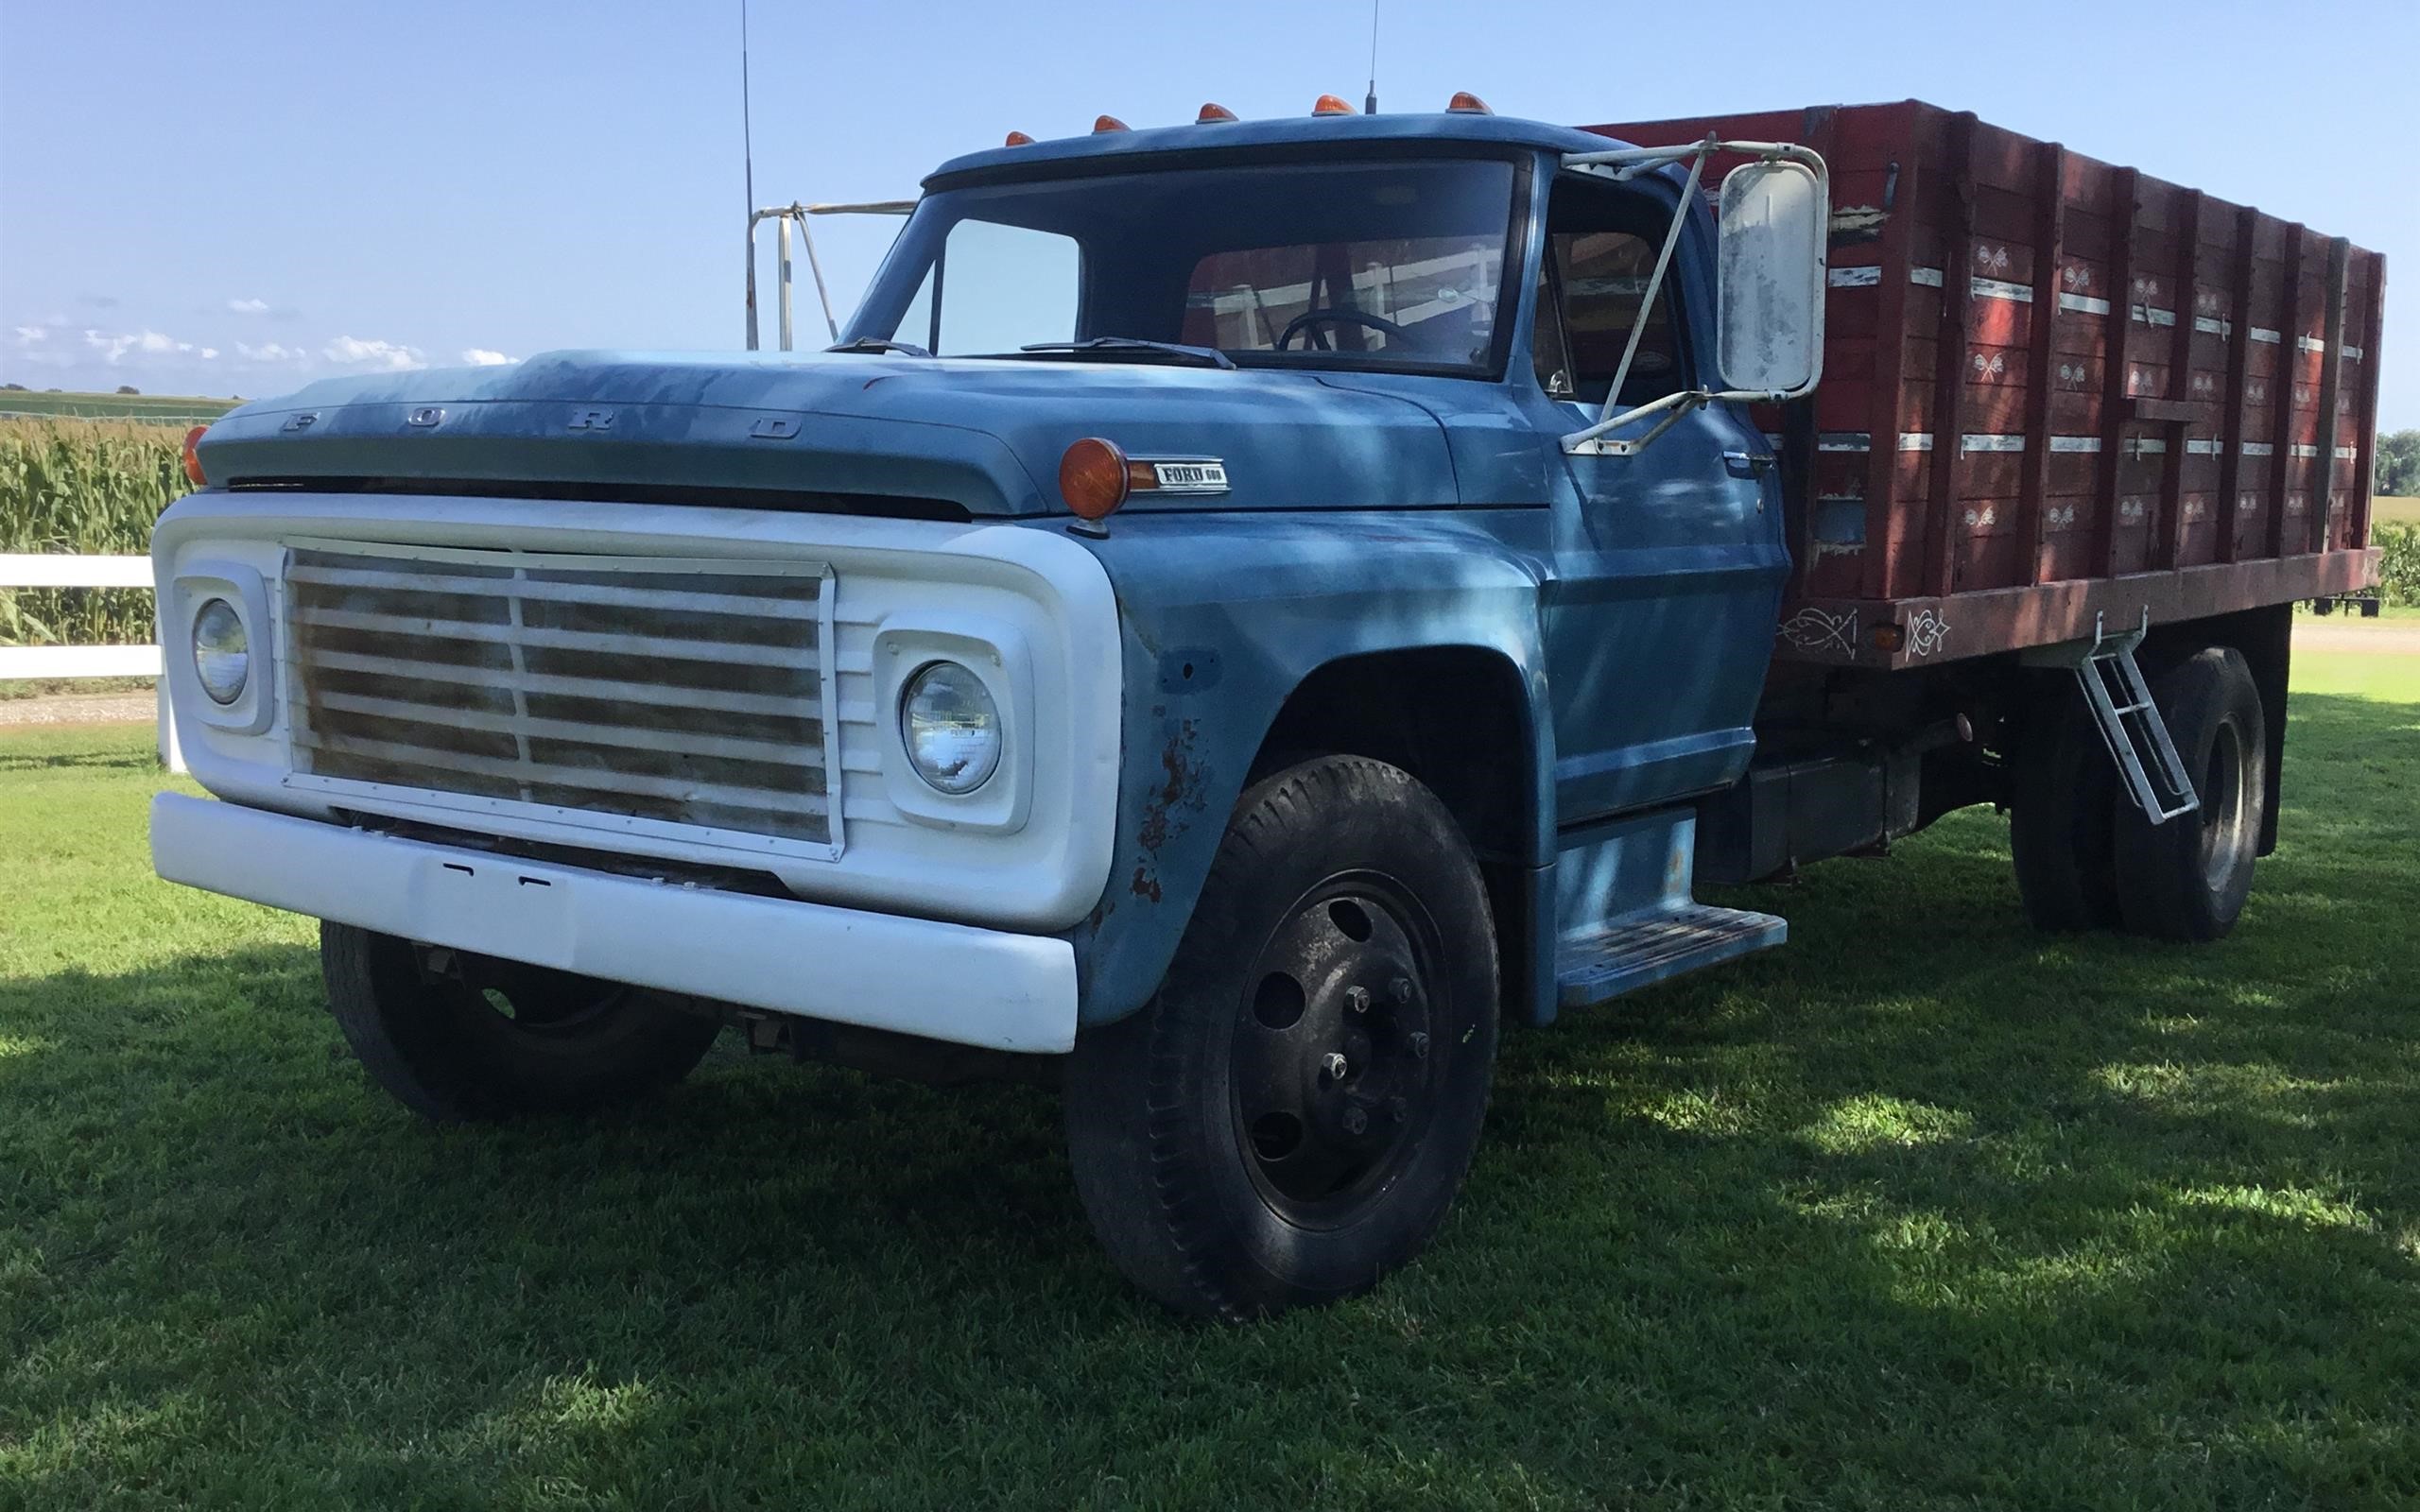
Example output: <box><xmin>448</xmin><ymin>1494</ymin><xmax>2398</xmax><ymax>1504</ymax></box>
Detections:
<box><xmin>0</xmin><ymin>552</ymin><xmax>182</xmax><ymax>770</ymax></box>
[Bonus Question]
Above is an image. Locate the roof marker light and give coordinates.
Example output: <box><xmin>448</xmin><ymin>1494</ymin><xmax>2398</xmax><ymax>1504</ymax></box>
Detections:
<box><xmin>1312</xmin><ymin>94</ymin><xmax>1357</xmax><ymax>116</ymax></box>
<box><xmin>1197</xmin><ymin>102</ymin><xmax>1238</xmax><ymax>124</ymax></box>
<box><xmin>1004</xmin><ymin>129</ymin><xmax>1035</xmax><ymax>146</ymax></box>
<box><xmin>1446</xmin><ymin>92</ymin><xmax>1494</xmax><ymax>115</ymax></box>
<box><xmin>1094</xmin><ymin>114</ymin><xmax>1130</xmax><ymax>133</ymax></box>
<box><xmin>182</xmin><ymin>425</ymin><xmax>208</xmax><ymax>487</ymax></box>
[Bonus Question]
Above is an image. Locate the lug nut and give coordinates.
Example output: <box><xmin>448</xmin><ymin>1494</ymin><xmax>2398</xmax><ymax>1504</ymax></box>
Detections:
<box><xmin>1321</xmin><ymin>1051</ymin><xmax>1348</xmax><ymax>1081</ymax></box>
<box><xmin>1342</xmin><ymin>1106</ymin><xmax>1368</xmax><ymax>1135</ymax></box>
<box><xmin>1390</xmin><ymin>975</ymin><xmax>1413</xmax><ymax>1005</ymax></box>
<box><xmin>1408</xmin><ymin>1032</ymin><xmax>1430</xmax><ymax>1060</ymax></box>
<box><xmin>1389</xmin><ymin>1095</ymin><xmax>1409</xmax><ymax>1125</ymax></box>
<box><xmin>1345</xmin><ymin>986</ymin><xmax>1372</xmax><ymax>1015</ymax></box>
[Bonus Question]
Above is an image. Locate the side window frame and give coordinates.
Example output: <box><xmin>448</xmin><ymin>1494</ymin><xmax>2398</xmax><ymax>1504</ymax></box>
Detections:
<box><xmin>1536</xmin><ymin>172</ymin><xmax>1696</xmax><ymax>407</ymax></box>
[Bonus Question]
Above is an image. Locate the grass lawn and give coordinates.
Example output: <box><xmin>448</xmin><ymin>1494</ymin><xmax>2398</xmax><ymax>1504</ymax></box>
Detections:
<box><xmin>2376</xmin><ymin>496</ymin><xmax>2418</xmax><ymax>527</ymax></box>
<box><xmin>3</xmin><ymin>653</ymin><xmax>2416</xmax><ymax>1509</ymax></box>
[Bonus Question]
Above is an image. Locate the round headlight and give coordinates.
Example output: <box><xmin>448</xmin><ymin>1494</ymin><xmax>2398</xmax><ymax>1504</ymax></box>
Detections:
<box><xmin>900</xmin><ymin>661</ymin><xmax>1001</xmax><ymax>795</ymax></box>
<box><xmin>191</xmin><ymin>597</ymin><xmax>249</xmax><ymax>706</ymax></box>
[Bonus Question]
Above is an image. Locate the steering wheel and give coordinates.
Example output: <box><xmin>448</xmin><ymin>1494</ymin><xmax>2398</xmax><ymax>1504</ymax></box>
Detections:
<box><xmin>1274</xmin><ymin>307</ymin><xmax>1414</xmax><ymax>352</ymax></box>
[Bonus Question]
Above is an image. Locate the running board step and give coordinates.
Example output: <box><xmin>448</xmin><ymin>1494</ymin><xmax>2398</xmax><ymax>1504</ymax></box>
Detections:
<box><xmin>1557</xmin><ymin>902</ymin><xmax>1787</xmax><ymax>1010</ymax></box>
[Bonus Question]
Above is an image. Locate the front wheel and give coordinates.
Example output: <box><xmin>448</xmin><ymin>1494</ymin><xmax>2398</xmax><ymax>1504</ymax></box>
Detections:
<box><xmin>322</xmin><ymin>923</ymin><xmax>723</xmax><ymax>1122</ymax></box>
<box><xmin>1064</xmin><ymin>756</ymin><xmax>1499</xmax><ymax>1321</ymax></box>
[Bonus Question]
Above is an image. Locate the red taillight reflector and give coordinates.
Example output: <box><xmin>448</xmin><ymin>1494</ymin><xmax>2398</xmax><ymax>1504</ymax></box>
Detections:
<box><xmin>182</xmin><ymin>425</ymin><xmax>209</xmax><ymax>487</ymax></box>
<box><xmin>1446</xmin><ymin>92</ymin><xmax>1494</xmax><ymax>114</ymax></box>
<box><xmin>1004</xmin><ymin>129</ymin><xmax>1035</xmax><ymax>146</ymax></box>
<box><xmin>1312</xmin><ymin>94</ymin><xmax>1356</xmax><ymax>116</ymax></box>
<box><xmin>1197</xmin><ymin>102</ymin><xmax>1237</xmax><ymax>124</ymax></box>
<box><xmin>1059</xmin><ymin>438</ymin><xmax>1132</xmax><ymax>521</ymax></box>
<box><xmin>1094</xmin><ymin>114</ymin><xmax>1130</xmax><ymax>133</ymax></box>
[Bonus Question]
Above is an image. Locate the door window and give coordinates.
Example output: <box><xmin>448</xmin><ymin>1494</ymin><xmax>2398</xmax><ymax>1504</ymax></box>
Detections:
<box><xmin>1532</xmin><ymin>180</ymin><xmax>1689</xmax><ymax>407</ymax></box>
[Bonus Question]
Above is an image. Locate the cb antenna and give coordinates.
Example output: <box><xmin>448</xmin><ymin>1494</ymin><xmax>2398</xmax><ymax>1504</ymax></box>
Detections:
<box><xmin>1364</xmin><ymin>0</ymin><xmax>1379</xmax><ymax>114</ymax></box>
<box><xmin>741</xmin><ymin>0</ymin><xmax>758</xmax><ymax>347</ymax></box>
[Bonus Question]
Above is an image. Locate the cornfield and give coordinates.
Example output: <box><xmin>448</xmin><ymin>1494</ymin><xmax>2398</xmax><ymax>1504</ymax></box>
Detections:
<box><xmin>2378</xmin><ymin>521</ymin><xmax>2420</xmax><ymax>608</ymax></box>
<box><xmin>0</xmin><ymin>417</ymin><xmax>193</xmax><ymax>647</ymax></box>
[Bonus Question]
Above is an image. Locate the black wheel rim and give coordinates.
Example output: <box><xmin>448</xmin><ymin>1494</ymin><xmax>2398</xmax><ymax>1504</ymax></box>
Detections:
<box><xmin>1228</xmin><ymin>871</ymin><xmax>1447</xmax><ymax>1228</ymax></box>
<box><xmin>468</xmin><ymin>960</ymin><xmax>628</xmax><ymax>1038</ymax></box>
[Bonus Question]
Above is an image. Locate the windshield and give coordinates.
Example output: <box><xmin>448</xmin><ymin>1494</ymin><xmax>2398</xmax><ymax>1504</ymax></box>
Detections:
<box><xmin>846</xmin><ymin>156</ymin><xmax>1520</xmax><ymax>376</ymax></box>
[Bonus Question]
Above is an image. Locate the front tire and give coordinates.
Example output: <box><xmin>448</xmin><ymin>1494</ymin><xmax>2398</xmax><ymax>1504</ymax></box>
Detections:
<box><xmin>1064</xmin><ymin>756</ymin><xmax>1499</xmax><ymax>1321</ymax></box>
<box><xmin>322</xmin><ymin>923</ymin><xmax>723</xmax><ymax>1122</ymax></box>
<box><xmin>2112</xmin><ymin>646</ymin><xmax>2267</xmax><ymax>942</ymax></box>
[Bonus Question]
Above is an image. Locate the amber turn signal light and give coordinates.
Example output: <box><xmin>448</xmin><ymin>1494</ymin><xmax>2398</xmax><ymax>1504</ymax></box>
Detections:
<box><xmin>1312</xmin><ymin>94</ymin><xmax>1357</xmax><ymax>116</ymax></box>
<box><xmin>1197</xmin><ymin>102</ymin><xmax>1238</xmax><ymax>124</ymax></box>
<box><xmin>1446</xmin><ymin>91</ymin><xmax>1494</xmax><ymax>115</ymax></box>
<box><xmin>1059</xmin><ymin>438</ymin><xmax>1132</xmax><ymax>521</ymax></box>
<box><xmin>182</xmin><ymin>425</ymin><xmax>209</xmax><ymax>487</ymax></box>
<box><xmin>1870</xmin><ymin>624</ymin><xmax>1907</xmax><ymax>653</ymax></box>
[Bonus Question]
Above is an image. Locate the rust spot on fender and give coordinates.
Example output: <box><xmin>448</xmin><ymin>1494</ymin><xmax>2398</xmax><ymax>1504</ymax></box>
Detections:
<box><xmin>1130</xmin><ymin>717</ymin><xmax>1207</xmax><ymax>902</ymax></box>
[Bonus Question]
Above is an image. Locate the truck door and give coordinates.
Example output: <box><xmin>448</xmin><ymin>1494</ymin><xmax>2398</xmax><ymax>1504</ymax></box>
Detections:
<box><xmin>1525</xmin><ymin>171</ymin><xmax>1789</xmax><ymax>825</ymax></box>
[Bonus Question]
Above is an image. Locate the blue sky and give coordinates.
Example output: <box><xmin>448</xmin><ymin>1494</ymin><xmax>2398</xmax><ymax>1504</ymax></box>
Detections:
<box><xmin>3</xmin><ymin>0</ymin><xmax>2412</xmax><ymax>428</ymax></box>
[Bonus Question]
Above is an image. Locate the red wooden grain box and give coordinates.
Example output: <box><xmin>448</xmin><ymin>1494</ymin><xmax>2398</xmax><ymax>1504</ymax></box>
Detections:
<box><xmin>1588</xmin><ymin>101</ymin><xmax>2387</xmax><ymax>668</ymax></box>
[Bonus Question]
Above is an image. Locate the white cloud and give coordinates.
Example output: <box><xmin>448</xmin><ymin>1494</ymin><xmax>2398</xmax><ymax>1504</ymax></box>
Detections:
<box><xmin>323</xmin><ymin>335</ymin><xmax>424</xmax><ymax>371</ymax></box>
<box><xmin>460</xmin><ymin>348</ymin><xmax>516</xmax><ymax>366</ymax></box>
<box><xmin>11</xmin><ymin>326</ymin><xmax>46</xmax><ymax>346</ymax></box>
<box><xmin>226</xmin><ymin>297</ymin><xmax>270</xmax><ymax>315</ymax></box>
<box><xmin>236</xmin><ymin>341</ymin><xmax>306</xmax><ymax>364</ymax></box>
<box><xmin>82</xmin><ymin>328</ymin><xmax>216</xmax><ymax>364</ymax></box>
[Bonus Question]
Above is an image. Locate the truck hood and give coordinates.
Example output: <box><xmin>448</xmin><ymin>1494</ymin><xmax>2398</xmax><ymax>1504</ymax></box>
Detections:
<box><xmin>194</xmin><ymin>350</ymin><xmax>1462</xmax><ymax>515</ymax></box>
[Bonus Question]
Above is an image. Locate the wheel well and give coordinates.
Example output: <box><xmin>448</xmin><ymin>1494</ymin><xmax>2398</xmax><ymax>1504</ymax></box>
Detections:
<box><xmin>1251</xmin><ymin>647</ymin><xmax>1539</xmax><ymax>1014</ymax></box>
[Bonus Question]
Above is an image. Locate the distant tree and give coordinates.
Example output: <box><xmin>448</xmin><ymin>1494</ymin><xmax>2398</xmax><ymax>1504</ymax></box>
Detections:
<box><xmin>2377</xmin><ymin>429</ymin><xmax>2420</xmax><ymax>496</ymax></box>
<box><xmin>1</xmin><ymin>382</ymin><xmax>24</xmax><ymax>391</ymax></box>
<box><xmin>114</xmin><ymin>384</ymin><xmax>141</xmax><ymax>396</ymax></box>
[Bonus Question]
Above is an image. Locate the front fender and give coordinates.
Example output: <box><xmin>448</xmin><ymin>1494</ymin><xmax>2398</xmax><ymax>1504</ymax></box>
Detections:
<box><xmin>1066</xmin><ymin>509</ymin><xmax>1554</xmax><ymax>1025</ymax></box>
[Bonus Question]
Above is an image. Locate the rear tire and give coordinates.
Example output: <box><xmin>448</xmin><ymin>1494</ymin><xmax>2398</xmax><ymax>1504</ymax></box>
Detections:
<box><xmin>322</xmin><ymin>923</ymin><xmax>722</xmax><ymax>1122</ymax></box>
<box><xmin>2112</xmin><ymin>646</ymin><xmax>2267</xmax><ymax>942</ymax></box>
<box><xmin>1064</xmin><ymin>756</ymin><xmax>1499</xmax><ymax>1321</ymax></box>
<box><xmin>2009</xmin><ymin>680</ymin><xmax>2122</xmax><ymax>932</ymax></box>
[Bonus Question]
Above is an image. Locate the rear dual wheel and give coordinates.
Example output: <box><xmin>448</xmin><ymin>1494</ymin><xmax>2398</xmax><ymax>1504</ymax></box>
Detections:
<box><xmin>1065</xmin><ymin>756</ymin><xmax>1499</xmax><ymax>1321</ymax></box>
<box><xmin>2009</xmin><ymin>644</ymin><xmax>2266</xmax><ymax>942</ymax></box>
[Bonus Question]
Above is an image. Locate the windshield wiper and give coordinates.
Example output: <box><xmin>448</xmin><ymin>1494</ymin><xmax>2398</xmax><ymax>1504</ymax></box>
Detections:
<box><xmin>1014</xmin><ymin>337</ymin><xmax>1236</xmax><ymax>370</ymax></box>
<box><xmin>824</xmin><ymin>336</ymin><xmax>931</xmax><ymax>357</ymax></box>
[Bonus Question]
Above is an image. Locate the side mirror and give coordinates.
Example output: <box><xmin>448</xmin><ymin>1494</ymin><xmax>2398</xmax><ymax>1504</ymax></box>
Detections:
<box><xmin>1716</xmin><ymin>159</ymin><xmax>1828</xmax><ymax>398</ymax></box>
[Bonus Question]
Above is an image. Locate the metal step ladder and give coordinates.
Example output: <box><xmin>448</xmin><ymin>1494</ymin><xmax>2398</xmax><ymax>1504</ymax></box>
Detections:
<box><xmin>2066</xmin><ymin>611</ymin><xmax>2201</xmax><ymax>824</ymax></box>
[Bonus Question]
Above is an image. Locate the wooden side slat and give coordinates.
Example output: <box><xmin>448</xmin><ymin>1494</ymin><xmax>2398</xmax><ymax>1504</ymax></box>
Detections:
<box><xmin>2093</xmin><ymin>166</ymin><xmax>2141</xmax><ymax>576</ymax></box>
<box><xmin>2348</xmin><ymin>252</ymin><xmax>2386</xmax><ymax>546</ymax></box>
<box><xmin>1859</xmin><ymin>113</ymin><xmax>1925</xmax><ymax>600</ymax></box>
<box><xmin>2309</xmin><ymin>236</ymin><xmax>2350</xmax><ymax>554</ymax></box>
<box><xmin>2214</xmin><ymin>203</ymin><xmax>2257</xmax><ymax>562</ymax></box>
<box><xmin>2264</xmin><ymin>224</ymin><xmax>2306</xmax><ymax>558</ymax></box>
<box><xmin>2155</xmin><ymin>189</ymin><xmax>2203</xmax><ymax>569</ymax></box>
<box><xmin>1923</xmin><ymin>110</ymin><xmax>1979</xmax><ymax>598</ymax></box>
<box><xmin>2017</xmin><ymin>141</ymin><xmax>2067</xmax><ymax>587</ymax></box>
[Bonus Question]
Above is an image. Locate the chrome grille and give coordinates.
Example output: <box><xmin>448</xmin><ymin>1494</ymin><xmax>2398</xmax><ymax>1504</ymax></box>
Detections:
<box><xmin>283</xmin><ymin>542</ymin><xmax>839</xmax><ymax>856</ymax></box>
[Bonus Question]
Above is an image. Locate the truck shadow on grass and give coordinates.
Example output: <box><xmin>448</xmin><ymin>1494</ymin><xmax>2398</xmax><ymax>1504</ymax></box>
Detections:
<box><xmin>1</xmin><ymin>691</ymin><xmax>2412</xmax><ymax>1505</ymax></box>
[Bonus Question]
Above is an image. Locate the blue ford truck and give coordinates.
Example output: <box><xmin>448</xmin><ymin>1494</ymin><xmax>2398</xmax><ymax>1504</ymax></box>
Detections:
<box><xmin>153</xmin><ymin>98</ymin><xmax>2385</xmax><ymax>1318</ymax></box>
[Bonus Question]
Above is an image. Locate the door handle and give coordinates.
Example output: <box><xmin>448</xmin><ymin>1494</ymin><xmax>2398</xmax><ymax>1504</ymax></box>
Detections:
<box><xmin>1722</xmin><ymin>450</ymin><xmax>1775</xmax><ymax>478</ymax></box>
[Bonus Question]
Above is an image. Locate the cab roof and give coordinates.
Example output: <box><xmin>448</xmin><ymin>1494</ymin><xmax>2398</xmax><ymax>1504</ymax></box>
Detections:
<box><xmin>925</xmin><ymin>110</ymin><xmax>1631</xmax><ymax>187</ymax></box>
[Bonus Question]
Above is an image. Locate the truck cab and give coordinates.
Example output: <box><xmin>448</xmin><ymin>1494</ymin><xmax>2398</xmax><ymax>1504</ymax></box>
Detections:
<box><xmin>151</xmin><ymin>98</ymin><xmax>2379</xmax><ymax>1319</ymax></box>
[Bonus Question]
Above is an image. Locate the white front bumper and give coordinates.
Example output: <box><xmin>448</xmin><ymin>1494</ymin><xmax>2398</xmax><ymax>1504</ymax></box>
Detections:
<box><xmin>151</xmin><ymin>794</ymin><xmax>1080</xmax><ymax>1054</ymax></box>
